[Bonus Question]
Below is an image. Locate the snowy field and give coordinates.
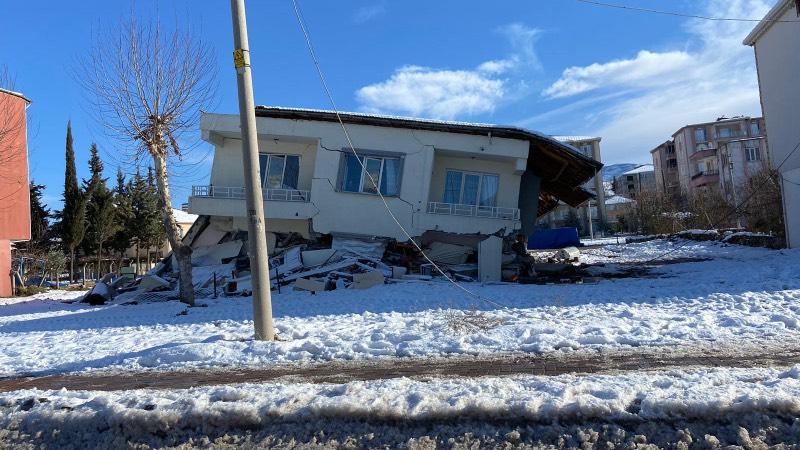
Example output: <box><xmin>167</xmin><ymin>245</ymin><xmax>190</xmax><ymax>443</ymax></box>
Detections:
<box><xmin>1</xmin><ymin>239</ymin><xmax>800</xmax><ymax>376</ymax></box>
<box><xmin>3</xmin><ymin>365</ymin><xmax>800</xmax><ymax>448</ymax></box>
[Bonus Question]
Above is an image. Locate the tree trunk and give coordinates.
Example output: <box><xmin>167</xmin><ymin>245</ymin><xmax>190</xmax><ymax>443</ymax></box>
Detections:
<box><xmin>152</xmin><ymin>151</ymin><xmax>194</xmax><ymax>306</ymax></box>
<box><xmin>135</xmin><ymin>243</ymin><xmax>140</xmax><ymax>276</ymax></box>
<box><xmin>69</xmin><ymin>249</ymin><xmax>75</xmax><ymax>284</ymax></box>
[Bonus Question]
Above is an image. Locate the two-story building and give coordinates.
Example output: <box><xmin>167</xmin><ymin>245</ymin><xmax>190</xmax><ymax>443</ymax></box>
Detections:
<box><xmin>188</xmin><ymin>107</ymin><xmax>601</xmax><ymax>242</ymax></box>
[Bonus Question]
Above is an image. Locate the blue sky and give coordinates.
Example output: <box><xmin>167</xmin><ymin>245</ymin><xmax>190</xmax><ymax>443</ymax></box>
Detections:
<box><xmin>0</xmin><ymin>0</ymin><xmax>773</xmax><ymax>209</ymax></box>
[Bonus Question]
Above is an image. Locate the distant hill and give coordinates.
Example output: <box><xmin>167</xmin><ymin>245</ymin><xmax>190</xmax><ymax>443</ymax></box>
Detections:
<box><xmin>601</xmin><ymin>163</ymin><xmax>639</xmax><ymax>182</ymax></box>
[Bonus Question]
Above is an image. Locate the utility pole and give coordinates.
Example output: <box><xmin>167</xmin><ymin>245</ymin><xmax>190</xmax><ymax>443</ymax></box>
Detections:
<box><xmin>230</xmin><ymin>0</ymin><xmax>274</xmax><ymax>341</ymax></box>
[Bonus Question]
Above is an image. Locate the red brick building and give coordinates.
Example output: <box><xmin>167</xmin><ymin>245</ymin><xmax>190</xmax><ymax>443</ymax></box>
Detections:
<box><xmin>0</xmin><ymin>88</ymin><xmax>31</xmax><ymax>297</ymax></box>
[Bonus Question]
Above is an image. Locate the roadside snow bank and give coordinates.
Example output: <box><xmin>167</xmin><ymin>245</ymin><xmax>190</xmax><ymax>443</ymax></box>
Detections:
<box><xmin>2</xmin><ymin>366</ymin><xmax>800</xmax><ymax>448</ymax></box>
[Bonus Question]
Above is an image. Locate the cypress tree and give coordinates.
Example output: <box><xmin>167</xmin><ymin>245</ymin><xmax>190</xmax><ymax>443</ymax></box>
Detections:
<box><xmin>28</xmin><ymin>181</ymin><xmax>51</xmax><ymax>252</ymax></box>
<box><xmin>59</xmin><ymin>122</ymin><xmax>88</xmax><ymax>283</ymax></box>
<box><xmin>109</xmin><ymin>168</ymin><xmax>134</xmax><ymax>269</ymax></box>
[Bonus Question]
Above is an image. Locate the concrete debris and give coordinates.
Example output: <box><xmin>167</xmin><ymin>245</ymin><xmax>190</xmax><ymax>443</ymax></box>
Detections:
<box><xmin>137</xmin><ymin>275</ymin><xmax>172</xmax><ymax>292</ymax></box>
<box><xmin>351</xmin><ymin>271</ymin><xmax>385</xmax><ymax>289</ymax></box>
<box><xmin>425</xmin><ymin>242</ymin><xmax>474</xmax><ymax>265</ymax></box>
<box><xmin>191</xmin><ymin>240</ymin><xmax>243</xmax><ymax>266</ymax></box>
<box><xmin>557</xmin><ymin>246</ymin><xmax>581</xmax><ymax>262</ymax></box>
<box><xmin>332</xmin><ymin>236</ymin><xmax>387</xmax><ymax>260</ymax></box>
<box><xmin>82</xmin><ymin>282</ymin><xmax>112</xmax><ymax>305</ymax></box>
<box><xmin>293</xmin><ymin>278</ymin><xmax>327</xmax><ymax>293</ymax></box>
<box><xmin>301</xmin><ymin>248</ymin><xmax>340</xmax><ymax>267</ymax></box>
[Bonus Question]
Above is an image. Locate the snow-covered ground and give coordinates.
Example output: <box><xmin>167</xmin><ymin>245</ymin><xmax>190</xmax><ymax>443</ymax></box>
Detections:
<box><xmin>1</xmin><ymin>239</ymin><xmax>799</xmax><ymax>376</ymax></box>
<box><xmin>3</xmin><ymin>365</ymin><xmax>800</xmax><ymax>448</ymax></box>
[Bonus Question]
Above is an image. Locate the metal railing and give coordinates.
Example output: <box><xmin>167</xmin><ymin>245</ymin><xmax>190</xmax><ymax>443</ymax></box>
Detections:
<box><xmin>191</xmin><ymin>185</ymin><xmax>310</xmax><ymax>202</ymax></box>
<box><xmin>426</xmin><ymin>202</ymin><xmax>520</xmax><ymax>220</ymax></box>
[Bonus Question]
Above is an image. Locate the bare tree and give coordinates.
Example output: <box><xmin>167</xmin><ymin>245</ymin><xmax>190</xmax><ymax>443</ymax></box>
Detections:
<box><xmin>78</xmin><ymin>18</ymin><xmax>217</xmax><ymax>305</ymax></box>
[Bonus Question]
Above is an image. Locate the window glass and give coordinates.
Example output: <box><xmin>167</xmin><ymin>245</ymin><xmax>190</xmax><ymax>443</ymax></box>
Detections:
<box><xmin>266</xmin><ymin>155</ymin><xmax>285</xmax><ymax>189</ymax></box>
<box><xmin>443</xmin><ymin>171</ymin><xmax>462</xmax><ymax>204</ymax></box>
<box><xmin>694</xmin><ymin>128</ymin><xmax>706</xmax><ymax>142</ymax></box>
<box><xmin>362</xmin><ymin>158</ymin><xmax>382</xmax><ymax>194</ymax></box>
<box><xmin>381</xmin><ymin>158</ymin><xmax>400</xmax><ymax>196</ymax></box>
<box><xmin>462</xmin><ymin>174</ymin><xmax>480</xmax><ymax>205</ymax></box>
<box><xmin>258</xmin><ymin>154</ymin><xmax>268</xmax><ymax>187</ymax></box>
<box><xmin>283</xmin><ymin>155</ymin><xmax>300</xmax><ymax>189</ymax></box>
<box><xmin>750</xmin><ymin>121</ymin><xmax>760</xmax><ymax>136</ymax></box>
<box><xmin>718</xmin><ymin>127</ymin><xmax>732</xmax><ymax>138</ymax></box>
<box><xmin>479</xmin><ymin>175</ymin><xmax>498</xmax><ymax>207</ymax></box>
<box><xmin>342</xmin><ymin>154</ymin><xmax>362</xmax><ymax>192</ymax></box>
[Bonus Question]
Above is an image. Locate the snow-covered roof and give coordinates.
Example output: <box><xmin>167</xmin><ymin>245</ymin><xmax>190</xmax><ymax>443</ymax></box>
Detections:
<box><xmin>0</xmin><ymin>87</ymin><xmax>31</xmax><ymax>104</ymax></box>
<box><xmin>605</xmin><ymin>195</ymin><xmax>634</xmax><ymax>205</ymax></box>
<box><xmin>743</xmin><ymin>0</ymin><xmax>795</xmax><ymax>45</ymax></box>
<box><xmin>551</xmin><ymin>135</ymin><xmax>601</xmax><ymax>143</ymax></box>
<box><xmin>622</xmin><ymin>164</ymin><xmax>654</xmax><ymax>175</ymax></box>
<box><xmin>172</xmin><ymin>208</ymin><xmax>198</xmax><ymax>224</ymax></box>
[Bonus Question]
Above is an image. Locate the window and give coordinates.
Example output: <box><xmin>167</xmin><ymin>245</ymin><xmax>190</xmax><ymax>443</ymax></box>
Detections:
<box><xmin>258</xmin><ymin>154</ymin><xmax>300</xmax><ymax>189</ymax></box>
<box><xmin>750</xmin><ymin>121</ymin><xmax>760</xmax><ymax>136</ymax></box>
<box><xmin>667</xmin><ymin>158</ymin><xmax>678</xmax><ymax>168</ymax></box>
<box><xmin>694</xmin><ymin>128</ymin><xmax>706</xmax><ymax>142</ymax></box>
<box><xmin>443</xmin><ymin>170</ymin><xmax>499</xmax><ymax>207</ymax></box>
<box><xmin>745</xmin><ymin>142</ymin><xmax>760</xmax><ymax>161</ymax></box>
<box><xmin>718</xmin><ymin>127</ymin><xmax>732</xmax><ymax>138</ymax></box>
<box><xmin>340</xmin><ymin>153</ymin><xmax>401</xmax><ymax>196</ymax></box>
<box><xmin>579</xmin><ymin>144</ymin><xmax>593</xmax><ymax>158</ymax></box>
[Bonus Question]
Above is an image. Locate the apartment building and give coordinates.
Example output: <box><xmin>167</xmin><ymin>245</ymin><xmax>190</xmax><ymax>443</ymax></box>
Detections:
<box><xmin>613</xmin><ymin>164</ymin><xmax>656</xmax><ymax>200</ymax></box>
<box><xmin>651</xmin><ymin>140</ymin><xmax>680</xmax><ymax>199</ymax></box>
<box><xmin>745</xmin><ymin>0</ymin><xmax>800</xmax><ymax>248</ymax></box>
<box><xmin>653</xmin><ymin>117</ymin><xmax>769</xmax><ymax>202</ymax></box>
<box><xmin>189</xmin><ymin>107</ymin><xmax>601</xmax><ymax>241</ymax></box>
<box><xmin>0</xmin><ymin>88</ymin><xmax>31</xmax><ymax>297</ymax></box>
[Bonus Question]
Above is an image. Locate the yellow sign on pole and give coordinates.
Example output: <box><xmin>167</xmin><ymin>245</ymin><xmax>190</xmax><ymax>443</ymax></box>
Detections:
<box><xmin>233</xmin><ymin>48</ymin><xmax>247</xmax><ymax>69</ymax></box>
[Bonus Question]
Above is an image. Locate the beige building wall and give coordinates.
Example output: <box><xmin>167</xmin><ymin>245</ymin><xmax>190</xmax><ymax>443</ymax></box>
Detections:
<box><xmin>193</xmin><ymin>113</ymin><xmax>529</xmax><ymax>239</ymax></box>
<box><xmin>746</xmin><ymin>0</ymin><xmax>800</xmax><ymax>247</ymax></box>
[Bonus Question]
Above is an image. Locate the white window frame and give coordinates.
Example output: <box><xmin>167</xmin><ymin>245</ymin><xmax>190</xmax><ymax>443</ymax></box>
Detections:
<box><xmin>259</xmin><ymin>153</ymin><xmax>301</xmax><ymax>190</ymax></box>
<box><xmin>443</xmin><ymin>169</ymin><xmax>499</xmax><ymax>207</ymax></box>
<box><xmin>745</xmin><ymin>143</ymin><xmax>760</xmax><ymax>162</ymax></box>
<box><xmin>340</xmin><ymin>153</ymin><xmax>402</xmax><ymax>196</ymax></box>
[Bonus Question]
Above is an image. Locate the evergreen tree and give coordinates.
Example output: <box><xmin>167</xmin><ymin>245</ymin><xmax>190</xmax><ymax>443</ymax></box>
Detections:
<box><xmin>58</xmin><ymin>121</ymin><xmax>88</xmax><ymax>283</ymax></box>
<box><xmin>28</xmin><ymin>181</ymin><xmax>51</xmax><ymax>252</ymax></box>
<box><xmin>82</xmin><ymin>143</ymin><xmax>108</xmax><ymax>258</ymax></box>
<box><xmin>129</xmin><ymin>168</ymin><xmax>160</xmax><ymax>273</ymax></box>
<box><xmin>109</xmin><ymin>168</ymin><xmax>134</xmax><ymax>269</ymax></box>
<box><xmin>143</xmin><ymin>167</ymin><xmax>165</xmax><ymax>266</ymax></box>
<box><xmin>85</xmin><ymin>181</ymin><xmax>118</xmax><ymax>277</ymax></box>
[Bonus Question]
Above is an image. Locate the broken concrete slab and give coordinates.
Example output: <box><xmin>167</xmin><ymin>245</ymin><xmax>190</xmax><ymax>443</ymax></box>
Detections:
<box><xmin>558</xmin><ymin>246</ymin><xmax>581</xmax><ymax>262</ymax></box>
<box><xmin>138</xmin><ymin>275</ymin><xmax>171</xmax><ymax>292</ymax></box>
<box><xmin>83</xmin><ymin>282</ymin><xmax>112</xmax><ymax>305</ymax></box>
<box><xmin>301</xmin><ymin>248</ymin><xmax>341</xmax><ymax>267</ymax></box>
<box><xmin>426</xmin><ymin>242</ymin><xmax>474</xmax><ymax>265</ymax></box>
<box><xmin>294</xmin><ymin>278</ymin><xmax>327</xmax><ymax>293</ymax></box>
<box><xmin>332</xmin><ymin>236</ymin><xmax>387</xmax><ymax>260</ymax></box>
<box><xmin>351</xmin><ymin>271</ymin><xmax>385</xmax><ymax>289</ymax></box>
<box><xmin>191</xmin><ymin>240</ymin><xmax>244</xmax><ymax>266</ymax></box>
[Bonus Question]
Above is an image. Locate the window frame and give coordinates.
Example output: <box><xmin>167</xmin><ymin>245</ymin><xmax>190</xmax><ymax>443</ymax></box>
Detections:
<box><xmin>337</xmin><ymin>150</ymin><xmax>404</xmax><ymax>197</ymax></box>
<box><xmin>745</xmin><ymin>142</ymin><xmax>760</xmax><ymax>162</ymax></box>
<box><xmin>442</xmin><ymin>169</ymin><xmax>500</xmax><ymax>208</ymax></box>
<box><xmin>258</xmin><ymin>153</ymin><xmax>301</xmax><ymax>190</ymax></box>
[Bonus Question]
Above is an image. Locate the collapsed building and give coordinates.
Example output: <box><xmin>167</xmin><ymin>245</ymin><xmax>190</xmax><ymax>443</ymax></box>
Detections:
<box><xmin>166</xmin><ymin>107</ymin><xmax>603</xmax><ymax>293</ymax></box>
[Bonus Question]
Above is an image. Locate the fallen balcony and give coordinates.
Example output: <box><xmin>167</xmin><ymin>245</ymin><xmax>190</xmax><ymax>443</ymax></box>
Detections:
<box><xmin>189</xmin><ymin>185</ymin><xmax>315</xmax><ymax>219</ymax></box>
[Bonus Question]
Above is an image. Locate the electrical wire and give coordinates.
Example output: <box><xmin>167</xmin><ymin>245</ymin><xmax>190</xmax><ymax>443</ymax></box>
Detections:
<box><xmin>289</xmin><ymin>0</ymin><xmax>507</xmax><ymax>309</ymax></box>
<box><xmin>574</xmin><ymin>0</ymin><xmax>800</xmax><ymax>23</ymax></box>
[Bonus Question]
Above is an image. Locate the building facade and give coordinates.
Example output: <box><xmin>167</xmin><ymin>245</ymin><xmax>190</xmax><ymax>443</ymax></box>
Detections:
<box><xmin>745</xmin><ymin>0</ymin><xmax>800</xmax><ymax>248</ymax></box>
<box><xmin>651</xmin><ymin>117</ymin><xmax>769</xmax><ymax>206</ymax></box>
<box><xmin>651</xmin><ymin>140</ymin><xmax>680</xmax><ymax>199</ymax></box>
<box><xmin>613</xmin><ymin>164</ymin><xmax>655</xmax><ymax>200</ymax></box>
<box><xmin>189</xmin><ymin>108</ymin><xmax>600</xmax><ymax>241</ymax></box>
<box><xmin>0</xmin><ymin>88</ymin><xmax>31</xmax><ymax>297</ymax></box>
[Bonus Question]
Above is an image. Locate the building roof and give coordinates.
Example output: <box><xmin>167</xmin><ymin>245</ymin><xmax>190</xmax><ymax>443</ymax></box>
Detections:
<box><xmin>551</xmin><ymin>135</ymin><xmax>601</xmax><ymax>143</ymax></box>
<box><xmin>254</xmin><ymin>106</ymin><xmax>603</xmax><ymax>210</ymax></box>
<box><xmin>621</xmin><ymin>164</ymin><xmax>654</xmax><ymax>175</ymax></box>
<box><xmin>743</xmin><ymin>0</ymin><xmax>795</xmax><ymax>45</ymax></box>
<box><xmin>0</xmin><ymin>87</ymin><xmax>31</xmax><ymax>105</ymax></box>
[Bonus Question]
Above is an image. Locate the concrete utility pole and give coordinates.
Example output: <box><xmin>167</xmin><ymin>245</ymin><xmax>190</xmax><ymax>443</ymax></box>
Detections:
<box><xmin>230</xmin><ymin>0</ymin><xmax>275</xmax><ymax>341</ymax></box>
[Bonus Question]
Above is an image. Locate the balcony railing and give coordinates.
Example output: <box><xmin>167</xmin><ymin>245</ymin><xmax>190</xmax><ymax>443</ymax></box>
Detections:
<box><xmin>191</xmin><ymin>185</ymin><xmax>310</xmax><ymax>202</ymax></box>
<box><xmin>691</xmin><ymin>169</ymin><xmax>719</xmax><ymax>180</ymax></box>
<box><xmin>427</xmin><ymin>202</ymin><xmax>520</xmax><ymax>220</ymax></box>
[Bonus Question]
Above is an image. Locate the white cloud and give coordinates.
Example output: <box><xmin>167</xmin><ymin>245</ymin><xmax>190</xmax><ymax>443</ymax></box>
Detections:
<box><xmin>534</xmin><ymin>0</ymin><xmax>771</xmax><ymax>163</ymax></box>
<box><xmin>353</xmin><ymin>4</ymin><xmax>386</xmax><ymax>24</ymax></box>
<box><xmin>355</xmin><ymin>23</ymin><xmax>542</xmax><ymax>120</ymax></box>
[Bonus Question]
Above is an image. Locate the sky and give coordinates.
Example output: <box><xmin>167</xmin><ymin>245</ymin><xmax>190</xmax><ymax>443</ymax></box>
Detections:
<box><xmin>0</xmin><ymin>0</ymin><xmax>775</xmax><ymax>210</ymax></box>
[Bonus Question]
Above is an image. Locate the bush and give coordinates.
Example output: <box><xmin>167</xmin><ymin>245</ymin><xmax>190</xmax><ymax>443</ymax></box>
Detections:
<box><xmin>15</xmin><ymin>285</ymin><xmax>49</xmax><ymax>297</ymax></box>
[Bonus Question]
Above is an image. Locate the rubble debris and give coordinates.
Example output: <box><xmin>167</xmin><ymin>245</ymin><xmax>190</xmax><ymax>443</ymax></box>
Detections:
<box><xmin>301</xmin><ymin>248</ymin><xmax>340</xmax><ymax>267</ymax></box>
<box><xmin>83</xmin><ymin>282</ymin><xmax>112</xmax><ymax>305</ymax></box>
<box><xmin>478</xmin><ymin>236</ymin><xmax>502</xmax><ymax>282</ymax></box>
<box><xmin>426</xmin><ymin>242</ymin><xmax>474</xmax><ymax>265</ymax></box>
<box><xmin>190</xmin><ymin>240</ymin><xmax>243</xmax><ymax>266</ymax></box>
<box><xmin>351</xmin><ymin>271</ymin><xmax>385</xmax><ymax>289</ymax></box>
<box><xmin>137</xmin><ymin>275</ymin><xmax>172</xmax><ymax>292</ymax></box>
<box><xmin>294</xmin><ymin>278</ymin><xmax>327</xmax><ymax>293</ymax></box>
<box><xmin>557</xmin><ymin>246</ymin><xmax>581</xmax><ymax>262</ymax></box>
<box><xmin>332</xmin><ymin>235</ymin><xmax>388</xmax><ymax>260</ymax></box>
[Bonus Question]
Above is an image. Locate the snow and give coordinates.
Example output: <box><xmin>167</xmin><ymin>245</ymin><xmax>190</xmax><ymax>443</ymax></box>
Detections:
<box><xmin>1</xmin><ymin>239</ymin><xmax>799</xmax><ymax>377</ymax></box>
<box><xmin>3</xmin><ymin>365</ymin><xmax>800</xmax><ymax>446</ymax></box>
<box><xmin>621</xmin><ymin>164</ymin><xmax>654</xmax><ymax>175</ymax></box>
<box><xmin>171</xmin><ymin>208</ymin><xmax>198</xmax><ymax>224</ymax></box>
<box><xmin>604</xmin><ymin>194</ymin><xmax>634</xmax><ymax>205</ymax></box>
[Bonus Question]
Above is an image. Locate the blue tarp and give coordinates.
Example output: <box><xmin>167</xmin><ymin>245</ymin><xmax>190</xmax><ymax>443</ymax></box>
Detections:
<box><xmin>528</xmin><ymin>228</ymin><xmax>580</xmax><ymax>249</ymax></box>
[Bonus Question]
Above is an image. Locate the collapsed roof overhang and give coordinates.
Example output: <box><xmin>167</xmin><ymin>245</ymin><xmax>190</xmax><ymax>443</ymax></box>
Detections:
<box><xmin>254</xmin><ymin>107</ymin><xmax>602</xmax><ymax>216</ymax></box>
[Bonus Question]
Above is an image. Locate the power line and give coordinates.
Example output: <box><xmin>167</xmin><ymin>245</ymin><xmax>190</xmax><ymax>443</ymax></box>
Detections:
<box><xmin>574</xmin><ymin>0</ymin><xmax>800</xmax><ymax>23</ymax></box>
<box><xmin>289</xmin><ymin>0</ymin><xmax>506</xmax><ymax>309</ymax></box>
